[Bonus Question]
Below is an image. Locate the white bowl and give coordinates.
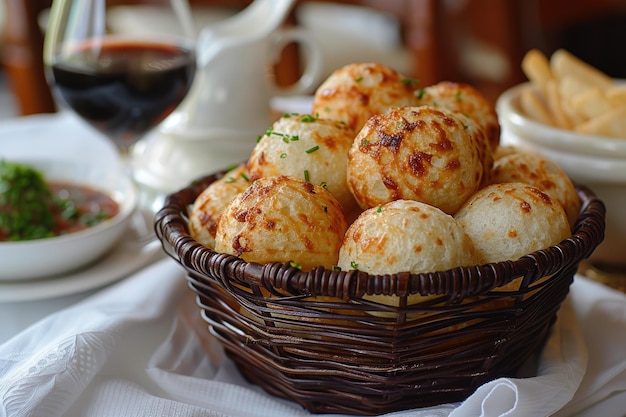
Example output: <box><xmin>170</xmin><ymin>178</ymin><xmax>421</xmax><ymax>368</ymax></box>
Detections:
<box><xmin>496</xmin><ymin>82</ymin><xmax>626</xmax><ymax>267</ymax></box>
<box><xmin>0</xmin><ymin>159</ymin><xmax>137</xmax><ymax>281</ymax></box>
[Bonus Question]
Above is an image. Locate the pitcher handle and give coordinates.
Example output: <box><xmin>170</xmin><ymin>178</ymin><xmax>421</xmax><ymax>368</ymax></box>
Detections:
<box><xmin>270</xmin><ymin>28</ymin><xmax>323</xmax><ymax>96</ymax></box>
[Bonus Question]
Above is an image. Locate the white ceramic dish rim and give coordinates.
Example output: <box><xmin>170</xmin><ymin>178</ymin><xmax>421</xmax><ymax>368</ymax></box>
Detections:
<box><xmin>0</xmin><ymin>225</ymin><xmax>162</xmax><ymax>302</ymax></box>
<box><xmin>500</xmin><ymin>133</ymin><xmax>626</xmax><ymax>185</ymax></box>
<box><xmin>496</xmin><ymin>82</ymin><xmax>626</xmax><ymax>158</ymax></box>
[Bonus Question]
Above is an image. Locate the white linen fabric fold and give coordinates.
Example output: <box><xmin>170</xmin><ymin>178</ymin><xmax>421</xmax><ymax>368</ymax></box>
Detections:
<box><xmin>1</xmin><ymin>259</ymin><xmax>625</xmax><ymax>417</ymax></box>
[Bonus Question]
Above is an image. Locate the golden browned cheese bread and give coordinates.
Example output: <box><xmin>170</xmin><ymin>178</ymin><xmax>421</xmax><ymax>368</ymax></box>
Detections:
<box><xmin>247</xmin><ymin>114</ymin><xmax>358</xmax><ymax>214</ymax></box>
<box><xmin>311</xmin><ymin>62</ymin><xmax>420</xmax><ymax>133</ymax></box>
<box><xmin>215</xmin><ymin>175</ymin><xmax>348</xmax><ymax>271</ymax></box>
<box><xmin>413</xmin><ymin>81</ymin><xmax>500</xmax><ymax>184</ymax></box>
<box><xmin>189</xmin><ymin>163</ymin><xmax>250</xmax><ymax>249</ymax></box>
<box><xmin>490</xmin><ymin>152</ymin><xmax>581</xmax><ymax>227</ymax></box>
<box><xmin>492</xmin><ymin>144</ymin><xmax>538</xmax><ymax>160</ymax></box>
<box><xmin>347</xmin><ymin>106</ymin><xmax>484</xmax><ymax>214</ymax></box>
<box><xmin>338</xmin><ymin>199</ymin><xmax>478</xmax><ymax>311</ymax></box>
<box><xmin>413</xmin><ymin>81</ymin><xmax>500</xmax><ymax>152</ymax></box>
<box><xmin>338</xmin><ymin>199</ymin><xmax>478</xmax><ymax>275</ymax></box>
<box><xmin>454</xmin><ymin>182</ymin><xmax>571</xmax><ymax>264</ymax></box>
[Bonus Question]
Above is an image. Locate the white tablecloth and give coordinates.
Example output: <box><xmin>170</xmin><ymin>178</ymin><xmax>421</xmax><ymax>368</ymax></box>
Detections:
<box><xmin>1</xmin><ymin>256</ymin><xmax>626</xmax><ymax>417</ymax></box>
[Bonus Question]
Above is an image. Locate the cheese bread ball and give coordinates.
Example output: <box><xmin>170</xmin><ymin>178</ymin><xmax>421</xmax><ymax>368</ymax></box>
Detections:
<box><xmin>247</xmin><ymin>114</ymin><xmax>358</xmax><ymax>213</ymax></box>
<box><xmin>338</xmin><ymin>199</ymin><xmax>478</xmax><ymax>275</ymax></box>
<box><xmin>189</xmin><ymin>163</ymin><xmax>250</xmax><ymax>249</ymax></box>
<box><xmin>311</xmin><ymin>62</ymin><xmax>420</xmax><ymax>132</ymax></box>
<box><xmin>414</xmin><ymin>81</ymin><xmax>500</xmax><ymax>152</ymax></box>
<box><xmin>414</xmin><ymin>81</ymin><xmax>499</xmax><ymax>184</ymax></box>
<box><xmin>215</xmin><ymin>175</ymin><xmax>348</xmax><ymax>271</ymax></box>
<box><xmin>491</xmin><ymin>152</ymin><xmax>581</xmax><ymax>227</ymax></box>
<box><xmin>492</xmin><ymin>144</ymin><xmax>538</xmax><ymax>160</ymax></box>
<box><xmin>454</xmin><ymin>182</ymin><xmax>571</xmax><ymax>264</ymax></box>
<box><xmin>347</xmin><ymin>106</ymin><xmax>484</xmax><ymax>214</ymax></box>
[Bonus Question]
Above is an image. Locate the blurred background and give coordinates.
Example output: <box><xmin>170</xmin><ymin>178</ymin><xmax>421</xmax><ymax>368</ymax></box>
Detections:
<box><xmin>1</xmin><ymin>0</ymin><xmax>625</xmax><ymax>120</ymax></box>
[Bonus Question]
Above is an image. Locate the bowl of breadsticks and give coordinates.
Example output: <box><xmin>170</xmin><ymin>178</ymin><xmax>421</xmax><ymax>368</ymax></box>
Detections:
<box><xmin>497</xmin><ymin>48</ymin><xmax>626</xmax><ymax>272</ymax></box>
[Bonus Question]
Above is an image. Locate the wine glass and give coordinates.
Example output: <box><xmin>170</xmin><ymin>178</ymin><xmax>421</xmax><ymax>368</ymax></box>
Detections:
<box><xmin>43</xmin><ymin>0</ymin><xmax>197</xmax><ymax>168</ymax></box>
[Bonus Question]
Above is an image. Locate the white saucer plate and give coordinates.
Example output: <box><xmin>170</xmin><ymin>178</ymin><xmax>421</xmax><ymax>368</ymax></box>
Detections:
<box><xmin>0</xmin><ymin>212</ymin><xmax>165</xmax><ymax>302</ymax></box>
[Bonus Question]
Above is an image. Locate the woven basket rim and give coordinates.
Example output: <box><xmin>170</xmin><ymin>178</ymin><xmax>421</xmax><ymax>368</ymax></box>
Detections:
<box><xmin>155</xmin><ymin>170</ymin><xmax>606</xmax><ymax>301</ymax></box>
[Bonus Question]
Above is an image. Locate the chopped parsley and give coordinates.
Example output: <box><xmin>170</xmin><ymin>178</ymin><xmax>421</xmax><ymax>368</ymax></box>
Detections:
<box><xmin>0</xmin><ymin>160</ymin><xmax>56</xmax><ymax>240</ymax></box>
<box><xmin>0</xmin><ymin>160</ymin><xmax>115</xmax><ymax>241</ymax></box>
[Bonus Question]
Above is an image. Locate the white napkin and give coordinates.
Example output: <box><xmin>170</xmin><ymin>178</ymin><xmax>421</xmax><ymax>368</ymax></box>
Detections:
<box><xmin>1</xmin><ymin>259</ymin><xmax>626</xmax><ymax>417</ymax></box>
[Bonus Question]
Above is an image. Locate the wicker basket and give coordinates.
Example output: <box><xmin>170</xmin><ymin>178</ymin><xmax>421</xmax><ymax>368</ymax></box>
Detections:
<box><xmin>154</xmin><ymin>171</ymin><xmax>605</xmax><ymax>416</ymax></box>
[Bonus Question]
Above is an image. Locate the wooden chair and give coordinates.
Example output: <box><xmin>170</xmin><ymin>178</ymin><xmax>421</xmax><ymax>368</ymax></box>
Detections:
<box><xmin>1</xmin><ymin>0</ymin><xmax>56</xmax><ymax>115</ymax></box>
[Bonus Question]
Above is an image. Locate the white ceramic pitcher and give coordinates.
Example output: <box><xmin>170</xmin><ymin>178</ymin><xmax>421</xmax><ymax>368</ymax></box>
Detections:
<box><xmin>133</xmin><ymin>0</ymin><xmax>322</xmax><ymax>199</ymax></box>
<box><xmin>176</xmin><ymin>0</ymin><xmax>321</xmax><ymax>132</ymax></box>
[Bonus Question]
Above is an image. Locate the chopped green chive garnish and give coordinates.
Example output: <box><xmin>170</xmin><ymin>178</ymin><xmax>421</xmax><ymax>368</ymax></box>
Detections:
<box><xmin>225</xmin><ymin>163</ymin><xmax>239</xmax><ymax>172</ymax></box>
<box><xmin>350</xmin><ymin>261</ymin><xmax>359</xmax><ymax>269</ymax></box>
<box><xmin>416</xmin><ymin>88</ymin><xmax>426</xmax><ymax>99</ymax></box>
<box><xmin>280</xmin><ymin>153</ymin><xmax>287</xmax><ymax>159</ymax></box>
<box><xmin>306</xmin><ymin>145</ymin><xmax>320</xmax><ymax>154</ymax></box>
<box><xmin>455</xmin><ymin>91</ymin><xmax>462</xmax><ymax>101</ymax></box>
<box><xmin>304</xmin><ymin>170</ymin><xmax>310</xmax><ymax>182</ymax></box>
<box><xmin>354</xmin><ymin>76</ymin><xmax>363</xmax><ymax>82</ymax></box>
<box><xmin>289</xmin><ymin>261</ymin><xmax>302</xmax><ymax>270</ymax></box>
<box><xmin>240</xmin><ymin>172</ymin><xmax>250</xmax><ymax>182</ymax></box>
<box><xmin>401</xmin><ymin>77</ymin><xmax>419</xmax><ymax>86</ymax></box>
<box><xmin>301</xmin><ymin>114</ymin><xmax>318</xmax><ymax>122</ymax></box>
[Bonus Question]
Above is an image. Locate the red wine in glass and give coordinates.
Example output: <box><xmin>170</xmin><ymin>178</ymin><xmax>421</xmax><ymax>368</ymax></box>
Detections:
<box><xmin>49</xmin><ymin>40</ymin><xmax>195</xmax><ymax>150</ymax></box>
